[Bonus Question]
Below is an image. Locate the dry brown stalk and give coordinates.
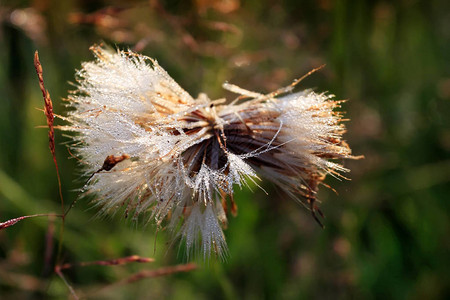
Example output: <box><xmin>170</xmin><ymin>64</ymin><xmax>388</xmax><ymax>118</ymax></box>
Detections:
<box><xmin>0</xmin><ymin>214</ymin><xmax>61</xmax><ymax>230</ymax></box>
<box><xmin>121</xmin><ymin>263</ymin><xmax>197</xmax><ymax>283</ymax></box>
<box><xmin>33</xmin><ymin>51</ymin><xmax>64</xmax><ymax>215</ymax></box>
<box><xmin>57</xmin><ymin>255</ymin><xmax>155</xmax><ymax>271</ymax></box>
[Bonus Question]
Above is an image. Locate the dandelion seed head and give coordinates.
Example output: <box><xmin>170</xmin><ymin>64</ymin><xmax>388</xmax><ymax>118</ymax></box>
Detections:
<box><xmin>65</xmin><ymin>45</ymin><xmax>357</xmax><ymax>259</ymax></box>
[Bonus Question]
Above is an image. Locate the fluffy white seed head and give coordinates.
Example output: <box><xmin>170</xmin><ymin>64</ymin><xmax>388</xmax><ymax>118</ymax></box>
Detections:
<box><xmin>64</xmin><ymin>45</ymin><xmax>356</xmax><ymax>259</ymax></box>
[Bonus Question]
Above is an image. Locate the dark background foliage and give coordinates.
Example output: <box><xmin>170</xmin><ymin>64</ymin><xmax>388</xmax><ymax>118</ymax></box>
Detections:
<box><xmin>0</xmin><ymin>0</ymin><xmax>449</xmax><ymax>299</ymax></box>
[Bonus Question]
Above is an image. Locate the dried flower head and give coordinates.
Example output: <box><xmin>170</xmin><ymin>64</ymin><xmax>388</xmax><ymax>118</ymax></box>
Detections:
<box><xmin>64</xmin><ymin>45</ymin><xmax>356</xmax><ymax>259</ymax></box>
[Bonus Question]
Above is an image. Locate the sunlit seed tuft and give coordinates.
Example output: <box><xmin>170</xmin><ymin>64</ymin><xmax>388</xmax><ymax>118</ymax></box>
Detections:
<box><xmin>64</xmin><ymin>45</ymin><xmax>357</xmax><ymax>259</ymax></box>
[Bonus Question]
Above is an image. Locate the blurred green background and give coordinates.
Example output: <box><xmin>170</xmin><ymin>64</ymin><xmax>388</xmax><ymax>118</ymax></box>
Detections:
<box><xmin>1</xmin><ymin>0</ymin><xmax>449</xmax><ymax>299</ymax></box>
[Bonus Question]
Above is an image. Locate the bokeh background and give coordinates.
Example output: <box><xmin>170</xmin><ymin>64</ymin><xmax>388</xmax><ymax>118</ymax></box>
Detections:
<box><xmin>1</xmin><ymin>0</ymin><xmax>449</xmax><ymax>299</ymax></box>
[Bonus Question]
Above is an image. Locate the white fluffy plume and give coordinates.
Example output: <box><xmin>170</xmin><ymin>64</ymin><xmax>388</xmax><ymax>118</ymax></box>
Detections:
<box><xmin>64</xmin><ymin>45</ymin><xmax>356</xmax><ymax>259</ymax></box>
